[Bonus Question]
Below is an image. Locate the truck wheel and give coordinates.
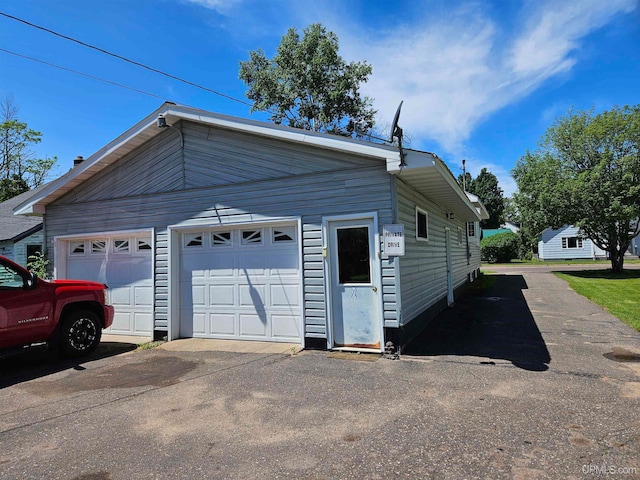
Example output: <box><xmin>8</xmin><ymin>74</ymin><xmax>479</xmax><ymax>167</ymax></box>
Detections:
<box><xmin>59</xmin><ymin>310</ymin><xmax>102</xmax><ymax>357</ymax></box>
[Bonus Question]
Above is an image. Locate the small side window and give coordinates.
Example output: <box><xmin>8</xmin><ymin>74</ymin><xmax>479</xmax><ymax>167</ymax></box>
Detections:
<box><xmin>416</xmin><ymin>208</ymin><xmax>428</xmax><ymax>241</ymax></box>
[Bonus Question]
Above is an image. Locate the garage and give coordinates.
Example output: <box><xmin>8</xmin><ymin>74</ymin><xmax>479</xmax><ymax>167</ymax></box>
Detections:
<box><xmin>179</xmin><ymin>223</ymin><xmax>302</xmax><ymax>342</ymax></box>
<box><xmin>59</xmin><ymin>232</ymin><xmax>154</xmax><ymax>336</ymax></box>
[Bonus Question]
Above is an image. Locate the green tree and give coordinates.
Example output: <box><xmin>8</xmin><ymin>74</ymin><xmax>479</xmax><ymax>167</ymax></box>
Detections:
<box><xmin>457</xmin><ymin>168</ymin><xmax>505</xmax><ymax>229</ymax></box>
<box><xmin>0</xmin><ymin>95</ymin><xmax>56</xmax><ymax>200</ymax></box>
<box><xmin>512</xmin><ymin>105</ymin><xmax>640</xmax><ymax>272</ymax></box>
<box><xmin>239</xmin><ymin>23</ymin><xmax>376</xmax><ymax>137</ymax></box>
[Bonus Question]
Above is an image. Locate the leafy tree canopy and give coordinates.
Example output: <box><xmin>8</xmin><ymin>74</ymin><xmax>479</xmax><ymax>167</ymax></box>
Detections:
<box><xmin>1</xmin><ymin>95</ymin><xmax>57</xmax><ymax>201</ymax></box>
<box><xmin>457</xmin><ymin>168</ymin><xmax>505</xmax><ymax>229</ymax></box>
<box><xmin>239</xmin><ymin>23</ymin><xmax>376</xmax><ymax>137</ymax></box>
<box><xmin>512</xmin><ymin>105</ymin><xmax>640</xmax><ymax>272</ymax></box>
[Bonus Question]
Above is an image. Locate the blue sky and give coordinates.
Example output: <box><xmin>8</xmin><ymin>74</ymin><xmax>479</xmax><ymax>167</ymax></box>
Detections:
<box><xmin>1</xmin><ymin>0</ymin><xmax>639</xmax><ymax>196</ymax></box>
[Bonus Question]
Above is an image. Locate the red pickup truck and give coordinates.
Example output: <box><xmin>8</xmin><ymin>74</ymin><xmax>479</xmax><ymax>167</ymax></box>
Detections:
<box><xmin>0</xmin><ymin>255</ymin><xmax>114</xmax><ymax>357</ymax></box>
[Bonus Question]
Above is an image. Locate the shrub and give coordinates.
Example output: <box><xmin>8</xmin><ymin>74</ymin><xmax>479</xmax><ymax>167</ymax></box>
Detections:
<box><xmin>481</xmin><ymin>232</ymin><xmax>520</xmax><ymax>263</ymax></box>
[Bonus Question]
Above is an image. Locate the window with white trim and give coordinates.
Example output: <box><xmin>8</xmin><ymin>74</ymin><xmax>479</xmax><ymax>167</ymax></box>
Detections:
<box><xmin>212</xmin><ymin>231</ymin><xmax>232</xmax><ymax>246</ymax></box>
<box><xmin>416</xmin><ymin>208</ymin><xmax>428</xmax><ymax>241</ymax></box>
<box><xmin>562</xmin><ymin>237</ymin><xmax>583</xmax><ymax>249</ymax></box>
<box><xmin>467</xmin><ymin>222</ymin><xmax>476</xmax><ymax>238</ymax></box>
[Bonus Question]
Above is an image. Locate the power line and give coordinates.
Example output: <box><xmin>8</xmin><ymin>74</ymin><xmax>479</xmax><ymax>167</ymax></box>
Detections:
<box><xmin>0</xmin><ymin>48</ymin><xmax>174</xmax><ymax>102</ymax></box>
<box><xmin>0</xmin><ymin>11</ymin><xmax>252</xmax><ymax>107</ymax></box>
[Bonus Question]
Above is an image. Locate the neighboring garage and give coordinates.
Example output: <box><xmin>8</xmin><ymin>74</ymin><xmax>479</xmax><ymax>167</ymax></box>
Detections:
<box><xmin>177</xmin><ymin>222</ymin><xmax>302</xmax><ymax>342</ymax></box>
<box><xmin>55</xmin><ymin>231</ymin><xmax>154</xmax><ymax>336</ymax></box>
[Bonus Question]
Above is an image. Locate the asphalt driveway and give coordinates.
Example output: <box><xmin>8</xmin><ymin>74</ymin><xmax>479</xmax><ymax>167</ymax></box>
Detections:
<box><xmin>1</xmin><ymin>265</ymin><xmax>639</xmax><ymax>479</ymax></box>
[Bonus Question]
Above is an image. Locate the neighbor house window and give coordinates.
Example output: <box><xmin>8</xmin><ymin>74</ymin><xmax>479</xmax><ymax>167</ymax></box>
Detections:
<box><xmin>467</xmin><ymin>222</ymin><xmax>476</xmax><ymax>238</ymax></box>
<box><xmin>416</xmin><ymin>207</ymin><xmax>428</xmax><ymax>241</ymax></box>
<box><xmin>562</xmin><ymin>237</ymin><xmax>583</xmax><ymax>249</ymax></box>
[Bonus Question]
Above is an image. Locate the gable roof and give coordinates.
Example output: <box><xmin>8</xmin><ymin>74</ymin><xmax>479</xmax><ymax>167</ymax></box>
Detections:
<box><xmin>15</xmin><ymin>103</ymin><xmax>482</xmax><ymax>221</ymax></box>
<box><xmin>0</xmin><ymin>188</ymin><xmax>43</xmax><ymax>242</ymax></box>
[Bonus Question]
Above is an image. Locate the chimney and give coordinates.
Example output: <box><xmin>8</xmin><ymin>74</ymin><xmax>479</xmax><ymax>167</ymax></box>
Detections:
<box><xmin>74</xmin><ymin>155</ymin><xmax>84</xmax><ymax>166</ymax></box>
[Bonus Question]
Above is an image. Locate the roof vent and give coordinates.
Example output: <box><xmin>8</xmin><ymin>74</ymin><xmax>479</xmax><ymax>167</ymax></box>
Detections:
<box><xmin>73</xmin><ymin>155</ymin><xmax>84</xmax><ymax>166</ymax></box>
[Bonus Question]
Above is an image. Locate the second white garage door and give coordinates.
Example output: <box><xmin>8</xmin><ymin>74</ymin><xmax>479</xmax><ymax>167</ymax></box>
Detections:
<box><xmin>179</xmin><ymin>224</ymin><xmax>302</xmax><ymax>342</ymax></box>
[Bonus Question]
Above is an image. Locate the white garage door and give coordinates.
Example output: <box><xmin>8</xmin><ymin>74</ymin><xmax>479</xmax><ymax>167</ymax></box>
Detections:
<box><xmin>179</xmin><ymin>224</ymin><xmax>301</xmax><ymax>342</ymax></box>
<box><xmin>65</xmin><ymin>234</ymin><xmax>153</xmax><ymax>335</ymax></box>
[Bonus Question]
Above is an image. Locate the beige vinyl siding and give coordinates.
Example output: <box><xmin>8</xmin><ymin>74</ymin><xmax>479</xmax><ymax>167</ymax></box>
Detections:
<box><xmin>46</xmin><ymin>124</ymin><xmax>396</xmax><ymax>338</ymax></box>
<box><xmin>395</xmin><ymin>179</ymin><xmax>473</xmax><ymax>326</ymax></box>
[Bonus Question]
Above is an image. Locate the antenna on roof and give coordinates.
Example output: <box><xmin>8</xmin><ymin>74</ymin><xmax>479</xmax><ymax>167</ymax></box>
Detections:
<box><xmin>390</xmin><ymin>101</ymin><xmax>406</xmax><ymax>167</ymax></box>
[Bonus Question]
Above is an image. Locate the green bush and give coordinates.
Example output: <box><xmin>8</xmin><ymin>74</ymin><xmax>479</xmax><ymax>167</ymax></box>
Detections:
<box><xmin>481</xmin><ymin>232</ymin><xmax>520</xmax><ymax>263</ymax></box>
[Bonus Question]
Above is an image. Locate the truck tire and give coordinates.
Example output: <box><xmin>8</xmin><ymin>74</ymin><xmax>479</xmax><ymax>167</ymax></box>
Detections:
<box><xmin>59</xmin><ymin>310</ymin><xmax>102</xmax><ymax>357</ymax></box>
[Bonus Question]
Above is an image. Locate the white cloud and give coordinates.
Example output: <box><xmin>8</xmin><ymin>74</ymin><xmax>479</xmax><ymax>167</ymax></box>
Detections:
<box><xmin>335</xmin><ymin>0</ymin><xmax>636</xmax><ymax>155</ymax></box>
<box><xmin>182</xmin><ymin>0</ymin><xmax>243</xmax><ymax>14</ymax></box>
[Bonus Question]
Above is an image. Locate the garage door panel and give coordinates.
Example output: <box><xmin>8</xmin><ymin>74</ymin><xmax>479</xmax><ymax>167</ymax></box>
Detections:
<box><xmin>239</xmin><ymin>285</ymin><xmax>265</xmax><ymax>307</ymax></box>
<box><xmin>239</xmin><ymin>314</ymin><xmax>267</xmax><ymax>337</ymax></box>
<box><xmin>271</xmin><ymin>284</ymin><xmax>300</xmax><ymax>307</ymax></box>
<box><xmin>110</xmin><ymin>287</ymin><xmax>131</xmax><ymax>306</ymax></box>
<box><xmin>180</xmin><ymin>224</ymin><xmax>301</xmax><ymax>343</ymax></box>
<box><xmin>134</xmin><ymin>313</ymin><xmax>153</xmax><ymax>333</ymax></box>
<box><xmin>210</xmin><ymin>285</ymin><xmax>235</xmax><ymax>306</ymax></box>
<box><xmin>272</xmin><ymin>314</ymin><xmax>301</xmax><ymax>339</ymax></box>
<box><xmin>134</xmin><ymin>286</ymin><xmax>153</xmax><ymax>306</ymax></box>
<box><xmin>210</xmin><ymin>314</ymin><xmax>235</xmax><ymax>335</ymax></box>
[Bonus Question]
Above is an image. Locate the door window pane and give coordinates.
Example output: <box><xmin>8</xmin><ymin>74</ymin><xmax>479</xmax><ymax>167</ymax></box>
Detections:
<box><xmin>337</xmin><ymin>227</ymin><xmax>371</xmax><ymax>284</ymax></box>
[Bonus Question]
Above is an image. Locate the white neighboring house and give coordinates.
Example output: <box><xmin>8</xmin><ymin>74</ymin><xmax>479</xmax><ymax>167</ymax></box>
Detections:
<box><xmin>503</xmin><ymin>221</ymin><xmax>520</xmax><ymax>233</ymax></box>
<box><xmin>631</xmin><ymin>233</ymin><xmax>640</xmax><ymax>257</ymax></box>
<box><xmin>538</xmin><ymin>225</ymin><xmax>607</xmax><ymax>260</ymax></box>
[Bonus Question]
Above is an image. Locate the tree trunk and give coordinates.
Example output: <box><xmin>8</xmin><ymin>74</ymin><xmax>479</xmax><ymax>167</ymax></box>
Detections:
<box><xmin>610</xmin><ymin>245</ymin><xmax>624</xmax><ymax>272</ymax></box>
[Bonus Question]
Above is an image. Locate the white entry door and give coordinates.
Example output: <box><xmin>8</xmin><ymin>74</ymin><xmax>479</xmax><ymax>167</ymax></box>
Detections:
<box><xmin>328</xmin><ymin>217</ymin><xmax>382</xmax><ymax>351</ymax></box>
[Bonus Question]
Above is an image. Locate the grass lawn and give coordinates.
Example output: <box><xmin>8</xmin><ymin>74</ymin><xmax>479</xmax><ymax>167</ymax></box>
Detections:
<box><xmin>554</xmin><ymin>270</ymin><xmax>640</xmax><ymax>332</ymax></box>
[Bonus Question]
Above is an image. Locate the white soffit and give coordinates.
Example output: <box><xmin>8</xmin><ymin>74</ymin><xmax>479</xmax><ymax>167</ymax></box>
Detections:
<box><xmin>387</xmin><ymin>150</ymin><xmax>481</xmax><ymax>221</ymax></box>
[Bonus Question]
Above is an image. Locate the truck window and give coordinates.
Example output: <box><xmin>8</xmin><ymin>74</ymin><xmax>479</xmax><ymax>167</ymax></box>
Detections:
<box><xmin>0</xmin><ymin>263</ymin><xmax>26</xmax><ymax>289</ymax></box>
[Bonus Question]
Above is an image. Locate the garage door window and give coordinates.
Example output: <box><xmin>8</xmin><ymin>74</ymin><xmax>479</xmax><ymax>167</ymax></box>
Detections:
<box><xmin>70</xmin><ymin>241</ymin><xmax>86</xmax><ymax>255</ymax></box>
<box><xmin>137</xmin><ymin>238</ymin><xmax>152</xmax><ymax>251</ymax></box>
<box><xmin>92</xmin><ymin>240</ymin><xmax>107</xmax><ymax>254</ymax></box>
<box><xmin>242</xmin><ymin>229</ymin><xmax>262</xmax><ymax>245</ymax></box>
<box><xmin>212</xmin><ymin>231</ymin><xmax>232</xmax><ymax>246</ymax></box>
<box><xmin>114</xmin><ymin>239</ymin><xmax>130</xmax><ymax>253</ymax></box>
<box><xmin>184</xmin><ymin>233</ymin><xmax>203</xmax><ymax>248</ymax></box>
<box><xmin>273</xmin><ymin>226</ymin><xmax>295</xmax><ymax>243</ymax></box>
